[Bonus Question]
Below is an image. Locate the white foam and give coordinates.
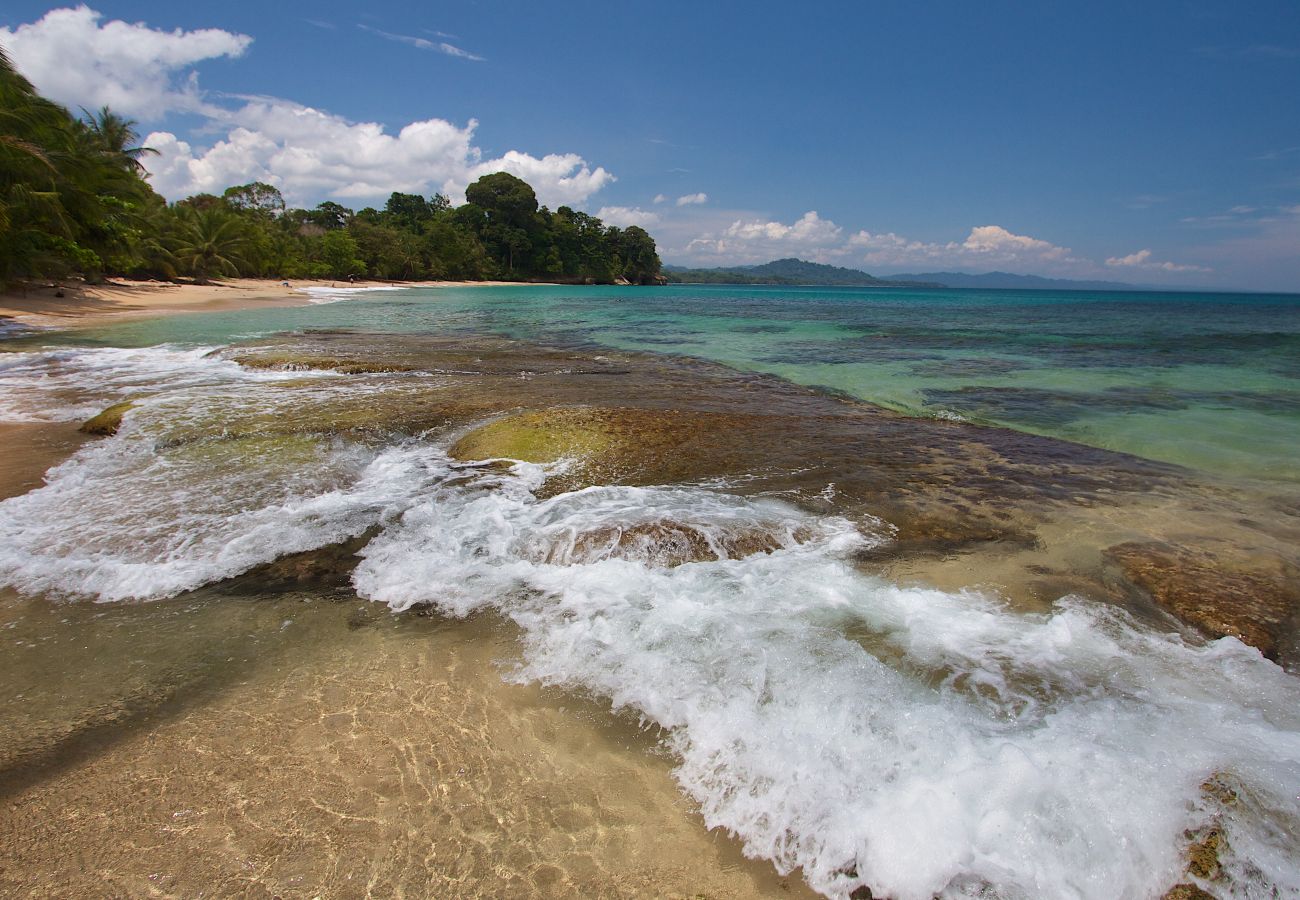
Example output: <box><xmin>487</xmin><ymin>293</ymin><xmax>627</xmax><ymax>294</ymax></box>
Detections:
<box><xmin>0</xmin><ymin>421</ymin><xmax>455</xmax><ymax>601</ymax></box>
<box><xmin>0</xmin><ymin>345</ymin><xmax>310</xmax><ymax>423</ymax></box>
<box><xmin>296</xmin><ymin>285</ymin><xmax>409</xmax><ymax>305</ymax></box>
<box><xmin>0</xmin><ymin>317</ymin><xmax>43</xmax><ymax>338</ymax></box>
<box><xmin>354</xmin><ymin>468</ymin><xmax>1300</xmax><ymax>900</ymax></box>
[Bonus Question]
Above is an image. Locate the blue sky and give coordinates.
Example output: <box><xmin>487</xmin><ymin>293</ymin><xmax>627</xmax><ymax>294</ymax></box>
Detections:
<box><xmin>3</xmin><ymin>2</ymin><xmax>1299</xmax><ymax>290</ymax></box>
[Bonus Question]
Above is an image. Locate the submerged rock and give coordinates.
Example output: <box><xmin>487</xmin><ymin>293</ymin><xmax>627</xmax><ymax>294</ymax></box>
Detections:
<box><xmin>79</xmin><ymin>401</ymin><xmax>134</xmax><ymax>436</ymax></box>
<box><xmin>521</xmin><ymin>520</ymin><xmax>811</xmax><ymax>567</ymax></box>
<box><xmin>232</xmin><ymin>352</ymin><xmax>419</xmax><ymax>374</ymax></box>
<box><xmin>241</xmin><ymin>532</ymin><xmax>376</xmax><ymax>590</ymax></box>
<box><xmin>1105</xmin><ymin>541</ymin><xmax>1300</xmax><ymax>662</ymax></box>
<box><xmin>449</xmin><ymin>406</ymin><xmax>776</xmax><ymax>495</ymax></box>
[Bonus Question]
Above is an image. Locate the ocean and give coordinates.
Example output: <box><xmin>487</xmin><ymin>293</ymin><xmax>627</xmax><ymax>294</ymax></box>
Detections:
<box><xmin>0</xmin><ymin>284</ymin><xmax>1297</xmax><ymax>898</ymax></box>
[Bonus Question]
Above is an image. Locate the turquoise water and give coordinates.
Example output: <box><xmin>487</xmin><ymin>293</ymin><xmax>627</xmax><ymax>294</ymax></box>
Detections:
<box><xmin>15</xmin><ymin>283</ymin><xmax>1300</xmax><ymax>482</ymax></box>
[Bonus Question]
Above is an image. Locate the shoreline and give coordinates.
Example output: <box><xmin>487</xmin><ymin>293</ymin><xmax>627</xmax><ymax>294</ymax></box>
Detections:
<box><xmin>0</xmin><ymin>277</ymin><xmax>541</xmax><ymax>332</ymax></box>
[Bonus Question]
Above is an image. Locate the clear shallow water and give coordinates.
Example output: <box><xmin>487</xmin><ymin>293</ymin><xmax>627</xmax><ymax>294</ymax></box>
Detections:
<box><xmin>13</xmin><ymin>283</ymin><xmax>1299</xmax><ymax>482</ymax></box>
<box><xmin>2</xmin><ymin>288</ymin><xmax>1300</xmax><ymax>898</ymax></box>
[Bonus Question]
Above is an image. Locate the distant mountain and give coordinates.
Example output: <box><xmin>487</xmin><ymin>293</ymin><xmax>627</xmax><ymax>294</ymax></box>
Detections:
<box><xmin>663</xmin><ymin>258</ymin><xmax>938</xmax><ymax>287</ymax></box>
<box><xmin>881</xmin><ymin>271</ymin><xmax>1142</xmax><ymax>291</ymax></box>
<box><xmin>660</xmin><ymin>259</ymin><xmax>1150</xmax><ymax>291</ymax></box>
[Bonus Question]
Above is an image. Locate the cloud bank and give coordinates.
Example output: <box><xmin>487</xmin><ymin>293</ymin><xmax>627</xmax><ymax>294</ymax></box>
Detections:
<box><xmin>670</xmin><ymin>210</ymin><xmax>1211</xmax><ymax>280</ymax></box>
<box><xmin>683</xmin><ymin>213</ymin><xmax>1087</xmax><ymax>270</ymax></box>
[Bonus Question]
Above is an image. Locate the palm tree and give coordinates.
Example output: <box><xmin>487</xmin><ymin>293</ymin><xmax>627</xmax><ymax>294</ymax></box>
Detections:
<box><xmin>0</xmin><ymin>46</ymin><xmax>165</xmax><ymax>283</ymax></box>
<box><xmin>81</xmin><ymin>106</ymin><xmax>157</xmax><ymax>174</ymax></box>
<box><xmin>171</xmin><ymin>207</ymin><xmax>250</xmax><ymax>283</ymax></box>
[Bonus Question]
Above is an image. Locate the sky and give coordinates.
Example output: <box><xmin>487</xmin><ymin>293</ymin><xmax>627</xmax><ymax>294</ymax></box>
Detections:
<box><xmin>2</xmin><ymin>1</ymin><xmax>1299</xmax><ymax>291</ymax></box>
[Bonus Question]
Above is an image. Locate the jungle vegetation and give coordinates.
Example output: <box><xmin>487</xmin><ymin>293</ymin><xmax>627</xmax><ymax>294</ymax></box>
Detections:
<box><xmin>1</xmin><ymin>47</ymin><xmax>661</xmax><ymax>286</ymax></box>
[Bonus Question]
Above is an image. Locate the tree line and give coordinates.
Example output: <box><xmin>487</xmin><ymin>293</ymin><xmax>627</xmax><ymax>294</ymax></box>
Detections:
<box><xmin>1</xmin><ymin>46</ymin><xmax>662</xmax><ymax>287</ymax></box>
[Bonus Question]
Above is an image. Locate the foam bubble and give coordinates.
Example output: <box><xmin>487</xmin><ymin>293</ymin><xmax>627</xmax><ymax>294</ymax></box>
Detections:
<box><xmin>0</xmin><ymin>345</ymin><xmax>310</xmax><ymax>423</ymax></box>
<box><xmin>355</xmin><ymin>469</ymin><xmax>1300</xmax><ymax>900</ymax></box>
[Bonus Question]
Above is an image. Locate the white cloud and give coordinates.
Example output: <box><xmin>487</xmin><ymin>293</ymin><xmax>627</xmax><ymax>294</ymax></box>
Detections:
<box><xmin>676</xmin><ymin>215</ymin><xmax>1096</xmax><ymax>274</ymax></box>
<box><xmin>959</xmin><ymin>224</ymin><xmax>1072</xmax><ymax>260</ymax></box>
<box><xmin>676</xmin><ymin>192</ymin><xmax>708</xmax><ymax>206</ymax></box>
<box><xmin>358</xmin><ymin>25</ymin><xmax>484</xmax><ymax>62</ymax></box>
<box><xmin>595</xmin><ymin>207</ymin><xmax>660</xmax><ymax>228</ymax></box>
<box><xmin>653</xmin><ymin>194</ymin><xmax>668</xmax><ymax>204</ymax></box>
<box><xmin>465</xmin><ymin>149</ymin><xmax>614</xmax><ymax>208</ymax></box>
<box><xmin>843</xmin><ymin>224</ymin><xmax>1078</xmax><ymax>270</ymax></box>
<box><xmin>1105</xmin><ymin>249</ymin><xmax>1210</xmax><ymax>273</ymax></box>
<box><xmin>145</xmin><ymin>97</ymin><xmax>615</xmax><ymax>208</ymax></box>
<box><xmin>1</xmin><ymin>7</ymin><xmax>612</xmax><ymax>209</ymax></box>
<box><xmin>0</xmin><ymin>5</ymin><xmax>251</xmax><ymax>119</ymax></box>
<box><xmin>685</xmin><ymin>211</ymin><xmax>846</xmax><ymax>263</ymax></box>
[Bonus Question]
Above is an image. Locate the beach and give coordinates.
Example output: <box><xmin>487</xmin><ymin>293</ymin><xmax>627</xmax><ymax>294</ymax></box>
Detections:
<box><xmin>0</xmin><ymin>278</ymin><xmax>540</xmax><ymax>332</ymax></box>
<box><xmin>0</xmin><ymin>284</ymin><xmax>1297</xmax><ymax>898</ymax></box>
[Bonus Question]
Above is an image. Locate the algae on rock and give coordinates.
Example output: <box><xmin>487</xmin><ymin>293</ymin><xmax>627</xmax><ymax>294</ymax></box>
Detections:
<box><xmin>79</xmin><ymin>401</ymin><xmax>135</xmax><ymax>436</ymax></box>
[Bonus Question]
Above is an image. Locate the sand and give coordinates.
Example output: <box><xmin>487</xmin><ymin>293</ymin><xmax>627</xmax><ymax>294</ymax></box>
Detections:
<box><xmin>0</xmin><ymin>277</ymin><xmax>531</xmax><ymax>331</ymax></box>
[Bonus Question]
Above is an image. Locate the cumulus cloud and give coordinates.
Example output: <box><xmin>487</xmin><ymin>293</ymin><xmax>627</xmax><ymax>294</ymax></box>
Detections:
<box><xmin>465</xmin><ymin>149</ymin><xmax>613</xmax><ymax>207</ymax></box>
<box><xmin>685</xmin><ymin>211</ymin><xmax>846</xmax><ymax>262</ymax></box>
<box><xmin>959</xmin><ymin>224</ymin><xmax>1072</xmax><ymax>259</ymax></box>
<box><xmin>595</xmin><ymin>206</ymin><xmax>660</xmax><ymax>228</ymax></box>
<box><xmin>653</xmin><ymin>194</ymin><xmax>668</xmax><ymax>204</ymax></box>
<box><xmin>843</xmin><ymin>224</ymin><xmax>1079</xmax><ymax>269</ymax></box>
<box><xmin>676</xmin><ymin>192</ymin><xmax>708</xmax><ymax>206</ymax></box>
<box><xmin>144</xmin><ymin>97</ymin><xmax>614</xmax><ymax>207</ymax></box>
<box><xmin>0</xmin><ymin>5</ymin><xmax>251</xmax><ymax>119</ymax></box>
<box><xmin>682</xmin><ymin>212</ymin><xmax>1085</xmax><ymax>270</ymax></box>
<box><xmin>1</xmin><ymin>7</ymin><xmax>613</xmax><ymax>209</ymax></box>
<box><xmin>1105</xmin><ymin>249</ymin><xmax>1210</xmax><ymax>273</ymax></box>
<box><xmin>358</xmin><ymin>25</ymin><xmax>484</xmax><ymax>61</ymax></box>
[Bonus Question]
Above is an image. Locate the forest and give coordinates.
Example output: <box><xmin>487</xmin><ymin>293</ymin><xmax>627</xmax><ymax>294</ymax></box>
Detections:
<box><xmin>0</xmin><ymin>47</ymin><xmax>662</xmax><ymax>287</ymax></box>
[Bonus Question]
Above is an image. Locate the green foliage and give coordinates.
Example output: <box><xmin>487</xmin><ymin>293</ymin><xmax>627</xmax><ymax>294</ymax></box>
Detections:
<box><xmin>170</xmin><ymin>207</ymin><xmax>249</xmax><ymax>283</ymax></box>
<box><xmin>0</xmin><ymin>45</ymin><xmax>160</xmax><ymax>283</ymax></box>
<box><xmin>0</xmin><ymin>49</ymin><xmax>662</xmax><ymax>287</ymax></box>
<box><xmin>223</xmin><ymin>182</ymin><xmax>285</xmax><ymax>217</ymax></box>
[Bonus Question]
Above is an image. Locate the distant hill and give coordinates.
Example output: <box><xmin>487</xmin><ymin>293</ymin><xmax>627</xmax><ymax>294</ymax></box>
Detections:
<box><xmin>663</xmin><ymin>258</ymin><xmax>938</xmax><ymax>287</ymax></box>
<box><xmin>881</xmin><ymin>271</ymin><xmax>1142</xmax><ymax>291</ymax></box>
<box><xmin>661</xmin><ymin>259</ymin><xmax>1147</xmax><ymax>291</ymax></box>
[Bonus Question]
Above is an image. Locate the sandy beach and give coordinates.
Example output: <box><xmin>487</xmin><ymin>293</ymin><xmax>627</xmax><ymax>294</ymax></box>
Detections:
<box><xmin>0</xmin><ymin>278</ymin><xmax>533</xmax><ymax>331</ymax></box>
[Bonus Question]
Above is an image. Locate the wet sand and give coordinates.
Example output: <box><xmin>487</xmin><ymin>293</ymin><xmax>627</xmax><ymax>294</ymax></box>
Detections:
<box><xmin>0</xmin><ymin>588</ymin><xmax>812</xmax><ymax>899</ymax></box>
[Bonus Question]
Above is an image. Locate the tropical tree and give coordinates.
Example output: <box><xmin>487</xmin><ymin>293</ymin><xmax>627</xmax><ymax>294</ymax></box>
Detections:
<box><xmin>223</xmin><ymin>181</ymin><xmax>286</xmax><ymax>218</ymax></box>
<box><xmin>81</xmin><ymin>106</ymin><xmax>157</xmax><ymax>174</ymax></box>
<box><xmin>171</xmin><ymin>207</ymin><xmax>249</xmax><ymax>283</ymax></box>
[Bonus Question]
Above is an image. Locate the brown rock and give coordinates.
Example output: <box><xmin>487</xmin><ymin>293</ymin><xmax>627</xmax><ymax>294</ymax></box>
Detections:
<box><xmin>1105</xmin><ymin>542</ymin><xmax>1300</xmax><ymax>660</ymax></box>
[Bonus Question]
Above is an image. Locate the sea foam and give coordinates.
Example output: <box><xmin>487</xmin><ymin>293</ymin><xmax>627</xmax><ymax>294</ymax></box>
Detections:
<box><xmin>0</xmin><ymin>345</ymin><xmax>309</xmax><ymax>423</ymax></box>
<box><xmin>354</xmin><ymin>465</ymin><xmax>1300</xmax><ymax>900</ymax></box>
<box><xmin>297</xmin><ymin>285</ymin><xmax>409</xmax><ymax>304</ymax></box>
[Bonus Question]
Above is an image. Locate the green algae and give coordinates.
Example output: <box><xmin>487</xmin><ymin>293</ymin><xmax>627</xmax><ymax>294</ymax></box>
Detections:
<box><xmin>79</xmin><ymin>401</ymin><xmax>135</xmax><ymax>436</ymax></box>
<box><xmin>165</xmin><ymin>432</ymin><xmax>327</xmax><ymax>468</ymax></box>
<box><xmin>451</xmin><ymin>409</ymin><xmax>615</xmax><ymax>465</ymax></box>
